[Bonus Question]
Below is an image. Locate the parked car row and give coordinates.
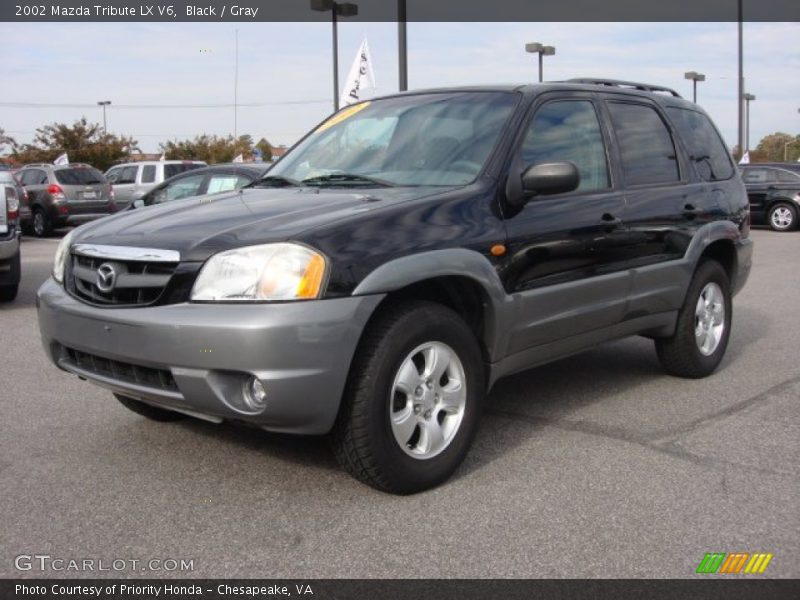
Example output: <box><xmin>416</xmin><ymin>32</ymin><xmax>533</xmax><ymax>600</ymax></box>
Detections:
<box><xmin>6</xmin><ymin>160</ymin><xmax>267</xmax><ymax>236</ymax></box>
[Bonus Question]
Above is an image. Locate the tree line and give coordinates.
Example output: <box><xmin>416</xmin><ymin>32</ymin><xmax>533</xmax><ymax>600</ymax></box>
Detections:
<box><xmin>0</xmin><ymin>119</ymin><xmax>275</xmax><ymax>172</ymax></box>
<box><xmin>1</xmin><ymin>119</ymin><xmax>798</xmax><ymax>172</ymax></box>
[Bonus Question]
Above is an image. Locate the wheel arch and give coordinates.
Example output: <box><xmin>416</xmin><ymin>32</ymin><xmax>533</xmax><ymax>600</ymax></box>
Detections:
<box><xmin>352</xmin><ymin>249</ymin><xmax>513</xmax><ymax>364</ymax></box>
<box><xmin>683</xmin><ymin>221</ymin><xmax>742</xmax><ymax>291</ymax></box>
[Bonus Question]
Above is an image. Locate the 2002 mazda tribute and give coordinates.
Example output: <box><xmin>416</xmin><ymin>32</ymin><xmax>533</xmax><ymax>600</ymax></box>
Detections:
<box><xmin>38</xmin><ymin>79</ymin><xmax>752</xmax><ymax>493</ymax></box>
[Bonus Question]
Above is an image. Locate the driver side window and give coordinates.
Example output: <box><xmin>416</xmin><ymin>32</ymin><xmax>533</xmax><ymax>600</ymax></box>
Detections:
<box><xmin>521</xmin><ymin>100</ymin><xmax>610</xmax><ymax>193</ymax></box>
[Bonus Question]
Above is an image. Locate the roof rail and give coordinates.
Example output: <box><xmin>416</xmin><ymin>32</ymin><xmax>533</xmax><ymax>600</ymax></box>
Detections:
<box><xmin>566</xmin><ymin>78</ymin><xmax>682</xmax><ymax>98</ymax></box>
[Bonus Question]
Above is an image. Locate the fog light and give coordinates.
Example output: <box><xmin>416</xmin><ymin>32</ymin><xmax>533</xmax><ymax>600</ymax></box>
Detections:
<box><xmin>243</xmin><ymin>376</ymin><xmax>268</xmax><ymax>411</ymax></box>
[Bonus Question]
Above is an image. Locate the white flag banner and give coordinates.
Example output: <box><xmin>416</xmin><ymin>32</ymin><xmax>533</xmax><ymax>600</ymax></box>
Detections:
<box><xmin>54</xmin><ymin>153</ymin><xmax>69</xmax><ymax>165</ymax></box>
<box><xmin>340</xmin><ymin>37</ymin><xmax>376</xmax><ymax>108</ymax></box>
<box><xmin>232</xmin><ymin>153</ymin><xmax>244</xmax><ymax>163</ymax></box>
<box><xmin>159</xmin><ymin>152</ymin><xmax>166</xmax><ymax>161</ymax></box>
<box><xmin>738</xmin><ymin>151</ymin><xmax>750</xmax><ymax>165</ymax></box>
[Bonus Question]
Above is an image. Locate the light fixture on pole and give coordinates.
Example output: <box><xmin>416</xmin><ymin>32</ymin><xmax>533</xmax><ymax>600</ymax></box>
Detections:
<box><xmin>311</xmin><ymin>0</ymin><xmax>359</xmax><ymax>112</ymax></box>
<box><xmin>743</xmin><ymin>93</ymin><xmax>756</xmax><ymax>151</ymax></box>
<box><xmin>97</xmin><ymin>101</ymin><xmax>111</xmax><ymax>134</ymax></box>
<box><xmin>684</xmin><ymin>71</ymin><xmax>706</xmax><ymax>103</ymax></box>
<box><xmin>525</xmin><ymin>43</ymin><xmax>556</xmax><ymax>82</ymax></box>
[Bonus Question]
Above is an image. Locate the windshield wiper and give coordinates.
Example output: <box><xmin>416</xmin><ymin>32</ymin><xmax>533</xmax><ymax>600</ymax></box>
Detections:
<box><xmin>301</xmin><ymin>173</ymin><xmax>395</xmax><ymax>187</ymax></box>
<box><xmin>246</xmin><ymin>175</ymin><xmax>301</xmax><ymax>188</ymax></box>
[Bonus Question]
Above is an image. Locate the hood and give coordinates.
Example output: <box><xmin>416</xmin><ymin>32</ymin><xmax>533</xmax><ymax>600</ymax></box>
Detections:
<box><xmin>72</xmin><ymin>186</ymin><xmax>447</xmax><ymax>262</ymax></box>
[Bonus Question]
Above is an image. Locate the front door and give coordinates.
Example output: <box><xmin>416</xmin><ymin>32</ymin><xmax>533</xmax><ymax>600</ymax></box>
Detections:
<box><xmin>499</xmin><ymin>95</ymin><xmax>629</xmax><ymax>355</ymax></box>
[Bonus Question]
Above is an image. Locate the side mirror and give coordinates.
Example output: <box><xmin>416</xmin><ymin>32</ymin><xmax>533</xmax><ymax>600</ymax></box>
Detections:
<box><xmin>521</xmin><ymin>162</ymin><xmax>580</xmax><ymax>196</ymax></box>
<box><xmin>132</xmin><ymin>198</ymin><xmax>145</xmax><ymax>209</ymax></box>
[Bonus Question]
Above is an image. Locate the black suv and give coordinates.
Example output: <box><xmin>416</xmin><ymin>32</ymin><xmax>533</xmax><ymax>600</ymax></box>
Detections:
<box><xmin>37</xmin><ymin>80</ymin><xmax>752</xmax><ymax>493</ymax></box>
<box><xmin>16</xmin><ymin>163</ymin><xmax>115</xmax><ymax>236</ymax></box>
<box><xmin>740</xmin><ymin>163</ymin><xmax>800</xmax><ymax>231</ymax></box>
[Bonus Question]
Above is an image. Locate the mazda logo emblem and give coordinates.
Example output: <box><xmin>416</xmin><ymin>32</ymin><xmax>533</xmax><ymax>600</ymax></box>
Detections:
<box><xmin>96</xmin><ymin>263</ymin><xmax>117</xmax><ymax>292</ymax></box>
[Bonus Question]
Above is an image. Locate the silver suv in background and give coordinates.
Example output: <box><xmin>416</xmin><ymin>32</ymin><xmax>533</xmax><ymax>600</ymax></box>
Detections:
<box><xmin>16</xmin><ymin>163</ymin><xmax>115</xmax><ymax>237</ymax></box>
<box><xmin>105</xmin><ymin>160</ymin><xmax>206</xmax><ymax>207</ymax></box>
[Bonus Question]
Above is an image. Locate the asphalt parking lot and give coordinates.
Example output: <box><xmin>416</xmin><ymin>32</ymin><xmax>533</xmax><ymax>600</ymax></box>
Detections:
<box><xmin>1</xmin><ymin>228</ymin><xmax>798</xmax><ymax>579</ymax></box>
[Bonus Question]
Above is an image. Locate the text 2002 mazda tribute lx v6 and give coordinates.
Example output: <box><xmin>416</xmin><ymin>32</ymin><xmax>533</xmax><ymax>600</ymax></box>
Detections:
<box><xmin>38</xmin><ymin>80</ymin><xmax>752</xmax><ymax>494</ymax></box>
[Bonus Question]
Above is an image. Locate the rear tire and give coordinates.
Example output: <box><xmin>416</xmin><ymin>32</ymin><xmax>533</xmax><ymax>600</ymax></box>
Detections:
<box><xmin>114</xmin><ymin>394</ymin><xmax>186</xmax><ymax>422</ymax></box>
<box><xmin>332</xmin><ymin>301</ymin><xmax>485</xmax><ymax>494</ymax></box>
<box><xmin>767</xmin><ymin>202</ymin><xmax>797</xmax><ymax>232</ymax></box>
<box><xmin>32</xmin><ymin>208</ymin><xmax>52</xmax><ymax>237</ymax></box>
<box><xmin>655</xmin><ymin>260</ymin><xmax>732</xmax><ymax>378</ymax></box>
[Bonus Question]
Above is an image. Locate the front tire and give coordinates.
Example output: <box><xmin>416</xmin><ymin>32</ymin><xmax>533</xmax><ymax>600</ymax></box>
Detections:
<box><xmin>114</xmin><ymin>394</ymin><xmax>186</xmax><ymax>422</ymax></box>
<box><xmin>767</xmin><ymin>202</ymin><xmax>797</xmax><ymax>232</ymax></box>
<box><xmin>655</xmin><ymin>260</ymin><xmax>732</xmax><ymax>378</ymax></box>
<box><xmin>332</xmin><ymin>301</ymin><xmax>485</xmax><ymax>494</ymax></box>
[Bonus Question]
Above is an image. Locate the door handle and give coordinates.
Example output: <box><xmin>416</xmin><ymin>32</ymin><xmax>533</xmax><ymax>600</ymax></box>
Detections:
<box><xmin>600</xmin><ymin>213</ymin><xmax>622</xmax><ymax>229</ymax></box>
<box><xmin>682</xmin><ymin>204</ymin><xmax>703</xmax><ymax>218</ymax></box>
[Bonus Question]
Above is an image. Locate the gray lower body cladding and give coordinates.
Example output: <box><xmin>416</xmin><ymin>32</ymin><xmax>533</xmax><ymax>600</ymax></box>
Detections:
<box><xmin>37</xmin><ymin>278</ymin><xmax>384</xmax><ymax>434</ymax></box>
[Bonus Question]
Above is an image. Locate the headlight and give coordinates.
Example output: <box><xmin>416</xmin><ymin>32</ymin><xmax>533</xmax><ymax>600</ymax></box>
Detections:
<box><xmin>191</xmin><ymin>243</ymin><xmax>327</xmax><ymax>302</ymax></box>
<box><xmin>53</xmin><ymin>229</ymin><xmax>75</xmax><ymax>284</ymax></box>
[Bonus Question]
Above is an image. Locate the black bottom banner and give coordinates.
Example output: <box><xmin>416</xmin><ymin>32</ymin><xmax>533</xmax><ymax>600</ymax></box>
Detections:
<box><xmin>2</xmin><ymin>579</ymin><xmax>799</xmax><ymax>600</ymax></box>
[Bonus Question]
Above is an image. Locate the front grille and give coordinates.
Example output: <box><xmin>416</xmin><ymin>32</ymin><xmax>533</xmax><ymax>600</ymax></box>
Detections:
<box><xmin>68</xmin><ymin>253</ymin><xmax>177</xmax><ymax>307</ymax></box>
<box><xmin>65</xmin><ymin>347</ymin><xmax>178</xmax><ymax>392</ymax></box>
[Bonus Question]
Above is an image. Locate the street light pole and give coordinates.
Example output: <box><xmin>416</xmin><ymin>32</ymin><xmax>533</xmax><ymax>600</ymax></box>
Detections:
<box><xmin>684</xmin><ymin>71</ymin><xmax>706</xmax><ymax>103</ymax></box>
<box><xmin>97</xmin><ymin>101</ymin><xmax>111</xmax><ymax>134</ymax></box>
<box><xmin>311</xmin><ymin>0</ymin><xmax>359</xmax><ymax>112</ymax></box>
<box><xmin>737</xmin><ymin>0</ymin><xmax>744</xmax><ymax>159</ymax></box>
<box><xmin>743</xmin><ymin>93</ymin><xmax>755</xmax><ymax>151</ymax></box>
<box><xmin>525</xmin><ymin>42</ymin><xmax>556</xmax><ymax>82</ymax></box>
<box><xmin>398</xmin><ymin>0</ymin><xmax>407</xmax><ymax>91</ymax></box>
<box><xmin>234</xmin><ymin>28</ymin><xmax>239</xmax><ymax>139</ymax></box>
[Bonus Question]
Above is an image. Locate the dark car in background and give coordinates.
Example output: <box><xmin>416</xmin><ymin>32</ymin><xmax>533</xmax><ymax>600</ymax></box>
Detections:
<box><xmin>740</xmin><ymin>163</ymin><xmax>800</xmax><ymax>231</ymax></box>
<box><xmin>130</xmin><ymin>163</ymin><xmax>269</xmax><ymax>209</ymax></box>
<box><xmin>16</xmin><ymin>163</ymin><xmax>115</xmax><ymax>236</ymax></box>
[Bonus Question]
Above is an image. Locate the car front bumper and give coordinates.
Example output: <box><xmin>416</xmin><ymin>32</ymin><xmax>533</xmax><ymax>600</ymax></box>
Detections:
<box><xmin>37</xmin><ymin>277</ymin><xmax>383</xmax><ymax>434</ymax></box>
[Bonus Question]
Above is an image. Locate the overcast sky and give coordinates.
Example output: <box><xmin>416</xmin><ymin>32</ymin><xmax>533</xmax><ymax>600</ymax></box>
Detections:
<box><xmin>1</xmin><ymin>21</ymin><xmax>798</xmax><ymax>153</ymax></box>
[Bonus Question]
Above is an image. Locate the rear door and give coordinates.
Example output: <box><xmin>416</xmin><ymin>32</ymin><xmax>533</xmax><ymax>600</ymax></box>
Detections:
<box><xmin>134</xmin><ymin>164</ymin><xmax>158</xmax><ymax>199</ymax></box>
<box><xmin>500</xmin><ymin>93</ymin><xmax>629</xmax><ymax>353</ymax></box>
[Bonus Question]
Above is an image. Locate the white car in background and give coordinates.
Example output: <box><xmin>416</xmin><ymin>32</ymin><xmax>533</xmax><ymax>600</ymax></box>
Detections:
<box><xmin>104</xmin><ymin>160</ymin><xmax>206</xmax><ymax>207</ymax></box>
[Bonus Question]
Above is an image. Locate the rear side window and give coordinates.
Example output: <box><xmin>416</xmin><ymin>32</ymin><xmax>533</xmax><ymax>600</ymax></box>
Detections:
<box><xmin>206</xmin><ymin>174</ymin><xmax>251</xmax><ymax>194</ymax></box>
<box><xmin>741</xmin><ymin>168</ymin><xmax>772</xmax><ymax>184</ymax></box>
<box><xmin>521</xmin><ymin>100</ymin><xmax>610</xmax><ymax>193</ymax></box>
<box><xmin>666</xmin><ymin>107</ymin><xmax>734</xmax><ymax>181</ymax></box>
<box><xmin>608</xmin><ymin>102</ymin><xmax>680</xmax><ymax>186</ymax></box>
<box><xmin>21</xmin><ymin>169</ymin><xmax>48</xmax><ymax>185</ymax></box>
<box><xmin>55</xmin><ymin>168</ymin><xmax>105</xmax><ymax>185</ymax></box>
<box><xmin>164</xmin><ymin>163</ymin><xmax>203</xmax><ymax>179</ymax></box>
<box><xmin>141</xmin><ymin>165</ymin><xmax>157</xmax><ymax>183</ymax></box>
<box><xmin>776</xmin><ymin>169</ymin><xmax>800</xmax><ymax>183</ymax></box>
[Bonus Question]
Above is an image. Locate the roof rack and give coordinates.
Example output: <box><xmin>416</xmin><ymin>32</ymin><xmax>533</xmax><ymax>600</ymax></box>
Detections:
<box><xmin>566</xmin><ymin>78</ymin><xmax>682</xmax><ymax>98</ymax></box>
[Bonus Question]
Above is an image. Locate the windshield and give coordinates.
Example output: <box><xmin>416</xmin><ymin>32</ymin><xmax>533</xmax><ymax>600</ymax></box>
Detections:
<box><xmin>270</xmin><ymin>91</ymin><xmax>519</xmax><ymax>187</ymax></box>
